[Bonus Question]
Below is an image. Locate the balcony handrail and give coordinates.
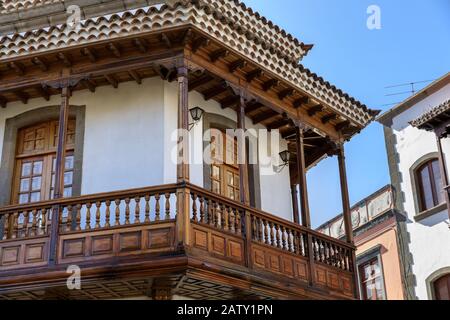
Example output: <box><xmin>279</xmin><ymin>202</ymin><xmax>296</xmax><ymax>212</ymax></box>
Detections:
<box><xmin>0</xmin><ymin>183</ymin><xmax>179</xmax><ymax>214</ymax></box>
<box><xmin>186</xmin><ymin>182</ymin><xmax>355</xmax><ymax>251</ymax></box>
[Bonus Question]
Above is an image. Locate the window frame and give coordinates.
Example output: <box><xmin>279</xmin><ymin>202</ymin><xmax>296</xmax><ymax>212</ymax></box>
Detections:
<box><xmin>416</xmin><ymin>159</ymin><xmax>443</xmax><ymax>212</ymax></box>
<box><xmin>356</xmin><ymin>246</ymin><xmax>387</xmax><ymax>300</ymax></box>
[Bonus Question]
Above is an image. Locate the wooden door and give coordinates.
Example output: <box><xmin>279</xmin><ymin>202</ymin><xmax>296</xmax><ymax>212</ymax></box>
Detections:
<box><xmin>434</xmin><ymin>274</ymin><xmax>450</xmax><ymax>300</ymax></box>
<box><xmin>12</xmin><ymin>120</ymin><xmax>76</xmax><ymax>204</ymax></box>
<box><xmin>210</xmin><ymin>130</ymin><xmax>240</xmax><ymax>201</ymax></box>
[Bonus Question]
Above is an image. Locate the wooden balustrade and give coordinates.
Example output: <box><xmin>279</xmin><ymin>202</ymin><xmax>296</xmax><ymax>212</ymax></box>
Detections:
<box><xmin>189</xmin><ymin>188</ymin><xmax>244</xmax><ymax>236</ymax></box>
<box><xmin>57</xmin><ymin>187</ymin><xmax>177</xmax><ymax>233</ymax></box>
<box><xmin>0</xmin><ymin>182</ymin><xmax>355</xmax><ymax>297</ymax></box>
<box><xmin>0</xmin><ymin>205</ymin><xmax>52</xmax><ymax>241</ymax></box>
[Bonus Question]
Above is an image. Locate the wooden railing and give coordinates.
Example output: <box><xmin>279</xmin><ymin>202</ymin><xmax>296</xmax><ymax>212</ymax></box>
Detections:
<box><xmin>0</xmin><ymin>182</ymin><xmax>356</xmax><ymax>297</ymax></box>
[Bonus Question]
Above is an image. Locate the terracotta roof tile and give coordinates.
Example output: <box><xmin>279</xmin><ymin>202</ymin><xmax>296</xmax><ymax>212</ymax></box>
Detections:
<box><xmin>410</xmin><ymin>99</ymin><xmax>450</xmax><ymax>129</ymax></box>
<box><xmin>0</xmin><ymin>0</ymin><xmax>377</xmax><ymax>126</ymax></box>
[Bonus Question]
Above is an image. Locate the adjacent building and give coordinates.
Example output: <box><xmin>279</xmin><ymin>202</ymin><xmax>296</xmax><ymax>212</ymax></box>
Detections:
<box><xmin>318</xmin><ymin>185</ymin><xmax>408</xmax><ymax>300</ymax></box>
<box><xmin>378</xmin><ymin>72</ymin><xmax>450</xmax><ymax>300</ymax></box>
<box><xmin>0</xmin><ymin>0</ymin><xmax>378</xmax><ymax>299</ymax></box>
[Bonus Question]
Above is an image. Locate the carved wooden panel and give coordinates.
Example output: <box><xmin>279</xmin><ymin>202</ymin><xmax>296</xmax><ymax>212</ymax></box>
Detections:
<box><xmin>250</xmin><ymin>243</ymin><xmax>309</xmax><ymax>283</ymax></box>
<box><xmin>58</xmin><ymin>223</ymin><xmax>176</xmax><ymax>264</ymax></box>
<box><xmin>315</xmin><ymin>265</ymin><xmax>354</xmax><ymax>297</ymax></box>
<box><xmin>0</xmin><ymin>237</ymin><xmax>49</xmax><ymax>270</ymax></box>
<box><xmin>191</xmin><ymin>224</ymin><xmax>244</xmax><ymax>264</ymax></box>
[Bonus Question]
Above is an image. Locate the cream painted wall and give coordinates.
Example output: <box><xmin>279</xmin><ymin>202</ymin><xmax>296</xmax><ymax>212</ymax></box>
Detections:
<box><xmin>0</xmin><ymin>77</ymin><xmax>293</xmax><ymax>222</ymax></box>
<box><xmin>390</xmin><ymin>83</ymin><xmax>450</xmax><ymax>299</ymax></box>
<box><xmin>357</xmin><ymin>228</ymin><xmax>405</xmax><ymax>300</ymax></box>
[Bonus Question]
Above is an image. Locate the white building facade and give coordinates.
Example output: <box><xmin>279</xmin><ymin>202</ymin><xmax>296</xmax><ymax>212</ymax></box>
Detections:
<box><xmin>378</xmin><ymin>73</ymin><xmax>450</xmax><ymax>300</ymax></box>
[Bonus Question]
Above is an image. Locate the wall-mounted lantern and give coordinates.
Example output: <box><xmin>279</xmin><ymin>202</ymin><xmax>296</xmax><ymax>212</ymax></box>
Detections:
<box><xmin>189</xmin><ymin>107</ymin><xmax>205</xmax><ymax>130</ymax></box>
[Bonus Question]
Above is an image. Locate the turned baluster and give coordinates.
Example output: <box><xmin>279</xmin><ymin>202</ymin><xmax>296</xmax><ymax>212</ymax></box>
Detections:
<box><xmin>165</xmin><ymin>193</ymin><xmax>171</xmax><ymax>220</ymax></box>
<box><xmin>23</xmin><ymin>211</ymin><xmax>29</xmax><ymax>238</ymax></box>
<box><xmin>252</xmin><ymin>216</ymin><xmax>257</xmax><ymax>240</ymax></box>
<box><xmin>287</xmin><ymin>229</ymin><xmax>293</xmax><ymax>252</ymax></box>
<box><xmin>95</xmin><ymin>201</ymin><xmax>101</xmax><ymax>228</ymax></box>
<box><xmin>30</xmin><ymin>209</ymin><xmax>37</xmax><ymax>236</ymax></box>
<box><xmin>230</xmin><ymin>209</ymin><xmax>236</xmax><ymax>233</ymax></box>
<box><xmin>75</xmin><ymin>204</ymin><xmax>82</xmax><ymax>231</ymax></box>
<box><xmin>66</xmin><ymin>205</ymin><xmax>73</xmax><ymax>232</ymax></box>
<box><xmin>144</xmin><ymin>195</ymin><xmax>150</xmax><ymax>223</ymax></box>
<box><xmin>226</xmin><ymin>207</ymin><xmax>232</xmax><ymax>232</ymax></box>
<box><xmin>312</xmin><ymin>238</ymin><xmax>318</xmax><ymax>261</ymax></box>
<box><xmin>263</xmin><ymin>220</ymin><xmax>269</xmax><ymax>245</ymax></box>
<box><xmin>199</xmin><ymin>196</ymin><xmax>205</xmax><ymax>224</ymax></box>
<box><xmin>269</xmin><ymin>222</ymin><xmax>275</xmax><ymax>247</ymax></box>
<box><xmin>337</xmin><ymin>247</ymin><xmax>343</xmax><ymax>269</ymax></box>
<box><xmin>85</xmin><ymin>203</ymin><xmax>92</xmax><ymax>230</ymax></box>
<box><xmin>281</xmin><ymin>226</ymin><xmax>287</xmax><ymax>250</ymax></box>
<box><xmin>135</xmin><ymin>196</ymin><xmax>141</xmax><ymax>224</ymax></box>
<box><xmin>155</xmin><ymin>194</ymin><xmax>161</xmax><ymax>221</ymax></box>
<box><xmin>11</xmin><ymin>212</ymin><xmax>19</xmax><ymax>239</ymax></box>
<box><xmin>124</xmin><ymin>198</ymin><xmax>131</xmax><ymax>225</ymax></box>
<box><xmin>220</xmin><ymin>204</ymin><xmax>225</xmax><ymax>229</ymax></box>
<box><xmin>275</xmin><ymin>224</ymin><xmax>281</xmax><ymax>249</ymax></box>
<box><xmin>191</xmin><ymin>194</ymin><xmax>198</xmax><ymax>222</ymax></box>
<box><xmin>257</xmin><ymin>218</ymin><xmax>263</xmax><ymax>242</ymax></box>
<box><xmin>105</xmin><ymin>200</ymin><xmax>111</xmax><ymax>228</ymax></box>
<box><xmin>213</xmin><ymin>202</ymin><xmax>219</xmax><ymax>228</ymax></box>
<box><xmin>223</xmin><ymin>206</ymin><xmax>229</xmax><ymax>231</ymax></box>
<box><xmin>330</xmin><ymin>244</ymin><xmax>336</xmax><ymax>266</ymax></box>
<box><xmin>235</xmin><ymin>211</ymin><xmax>242</xmax><ymax>235</ymax></box>
<box><xmin>114</xmin><ymin>199</ymin><xmax>121</xmax><ymax>226</ymax></box>
<box><xmin>208</xmin><ymin>199</ymin><xmax>213</xmax><ymax>225</ymax></box>
<box><xmin>59</xmin><ymin>209</ymin><xmax>65</xmax><ymax>233</ymax></box>
<box><xmin>1</xmin><ymin>214</ymin><xmax>8</xmax><ymax>240</ymax></box>
<box><xmin>41</xmin><ymin>210</ymin><xmax>48</xmax><ymax>235</ymax></box>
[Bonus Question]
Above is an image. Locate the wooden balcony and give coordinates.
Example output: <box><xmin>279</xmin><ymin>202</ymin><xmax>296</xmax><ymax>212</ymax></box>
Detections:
<box><xmin>0</xmin><ymin>183</ymin><xmax>356</xmax><ymax>300</ymax></box>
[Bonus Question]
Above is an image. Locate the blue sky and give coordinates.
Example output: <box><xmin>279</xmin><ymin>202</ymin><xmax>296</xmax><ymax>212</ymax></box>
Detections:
<box><xmin>243</xmin><ymin>0</ymin><xmax>450</xmax><ymax>227</ymax></box>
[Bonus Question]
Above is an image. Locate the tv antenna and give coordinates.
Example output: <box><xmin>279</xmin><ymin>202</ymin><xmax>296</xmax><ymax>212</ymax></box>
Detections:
<box><xmin>382</xmin><ymin>79</ymin><xmax>435</xmax><ymax>107</ymax></box>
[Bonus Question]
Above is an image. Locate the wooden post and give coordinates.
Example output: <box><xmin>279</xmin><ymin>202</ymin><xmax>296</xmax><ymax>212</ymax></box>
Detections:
<box><xmin>337</xmin><ymin>143</ymin><xmax>360</xmax><ymax>299</ymax></box>
<box><xmin>337</xmin><ymin>144</ymin><xmax>353</xmax><ymax>244</ymax></box>
<box><xmin>177</xmin><ymin>63</ymin><xmax>190</xmax><ymax>183</ymax></box>
<box><xmin>295</xmin><ymin>125</ymin><xmax>315</xmax><ymax>286</ymax></box>
<box><xmin>48</xmin><ymin>86</ymin><xmax>70</xmax><ymax>265</ymax></box>
<box><xmin>175</xmin><ymin>61</ymin><xmax>191</xmax><ymax>248</ymax></box>
<box><xmin>237</xmin><ymin>94</ymin><xmax>250</xmax><ymax>205</ymax></box>
<box><xmin>295</xmin><ymin>126</ymin><xmax>311</xmax><ymax>228</ymax></box>
<box><xmin>291</xmin><ymin>184</ymin><xmax>300</xmax><ymax>224</ymax></box>
<box><xmin>436</xmin><ymin>135</ymin><xmax>450</xmax><ymax>220</ymax></box>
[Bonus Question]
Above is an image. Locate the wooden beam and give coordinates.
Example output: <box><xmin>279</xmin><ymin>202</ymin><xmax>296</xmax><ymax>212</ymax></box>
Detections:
<box><xmin>321</xmin><ymin>114</ymin><xmax>338</xmax><ymax>124</ymax></box>
<box><xmin>15</xmin><ymin>91</ymin><xmax>29</xmax><ymax>104</ymax></box>
<box><xmin>167</xmin><ymin>69</ymin><xmax>178</xmax><ymax>83</ymax></box>
<box><xmin>133</xmin><ymin>38</ymin><xmax>148</xmax><ymax>53</ymax></box>
<box><xmin>262</xmin><ymin>79</ymin><xmax>279</xmax><ymax>92</ymax></box>
<box><xmin>161</xmin><ymin>33</ymin><xmax>172</xmax><ymax>48</ymax></box>
<box><xmin>81</xmin><ymin>79</ymin><xmax>96</xmax><ymax>93</ymax></box>
<box><xmin>220</xmin><ymin>95</ymin><xmax>240</xmax><ymax>109</ymax></box>
<box><xmin>253</xmin><ymin>110</ymin><xmax>279</xmax><ymax>124</ymax></box>
<box><xmin>36</xmin><ymin>85</ymin><xmax>50</xmax><ymax>101</ymax></box>
<box><xmin>189</xmin><ymin>74</ymin><xmax>213</xmax><ymax>92</ymax></box>
<box><xmin>57</xmin><ymin>53</ymin><xmax>72</xmax><ymax>67</ymax></box>
<box><xmin>0</xmin><ymin>95</ymin><xmax>7</xmax><ymax>108</ymax></box>
<box><xmin>32</xmin><ymin>57</ymin><xmax>49</xmax><ymax>71</ymax></box>
<box><xmin>129</xmin><ymin>70</ymin><xmax>142</xmax><ymax>84</ymax></box>
<box><xmin>180</xmin><ymin>28</ymin><xmax>193</xmax><ymax>45</ymax></box>
<box><xmin>278</xmin><ymin>88</ymin><xmax>295</xmax><ymax>100</ymax></box>
<box><xmin>210</xmin><ymin>48</ymin><xmax>229</xmax><ymax>63</ymax></box>
<box><xmin>237</xmin><ymin>95</ymin><xmax>250</xmax><ymax>205</ymax></box>
<box><xmin>246</xmin><ymin>69</ymin><xmax>263</xmax><ymax>83</ymax></box>
<box><xmin>192</xmin><ymin>37</ymin><xmax>210</xmax><ymax>53</ymax></box>
<box><xmin>107</xmin><ymin>43</ymin><xmax>121</xmax><ymax>58</ymax></box>
<box><xmin>244</xmin><ymin>100</ymin><xmax>262</xmax><ymax>114</ymax></box>
<box><xmin>228</xmin><ymin>59</ymin><xmax>247</xmax><ymax>73</ymax></box>
<box><xmin>203</xmin><ymin>84</ymin><xmax>228</xmax><ymax>101</ymax></box>
<box><xmin>307</xmin><ymin>105</ymin><xmax>323</xmax><ymax>117</ymax></box>
<box><xmin>267</xmin><ymin>117</ymin><xmax>290</xmax><ymax>130</ymax></box>
<box><xmin>9</xmin><ymin>62</ymin><xmax>25</xmax><ymax>76</ymax></box>
<box><xmin>293</xmin><ymin>96</ymin><xmax>309</xmax><ymax>109</ymax></box>
<box><xmin>296</xmin><ymin>127</ymin><xmax>311</xmax><ymax>228</ymax></box>
<box><xmin>335</xmin><ymin>120</ymin><xmax>350</xmax><ymax>131</ymax></box>
<box><xmin>81</xmin><ymin>48</ymin><xmax>97</xmax><ymax>63</ymax></box>
<box><xmin>104</xmin><ymin>74</ymin><xmax>118</xmax><ymax>88</ymax></box>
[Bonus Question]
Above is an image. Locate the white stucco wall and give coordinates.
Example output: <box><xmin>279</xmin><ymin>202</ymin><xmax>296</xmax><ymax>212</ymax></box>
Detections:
<box><xmin>390</xmin><ymin>83</ymin><xmax>450</xmax><ymax>299</ymax></box>
<box><xmin>0</xmin><ymin>77</ymin><xmax>293</xmax><ymax>222</ymax></box>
